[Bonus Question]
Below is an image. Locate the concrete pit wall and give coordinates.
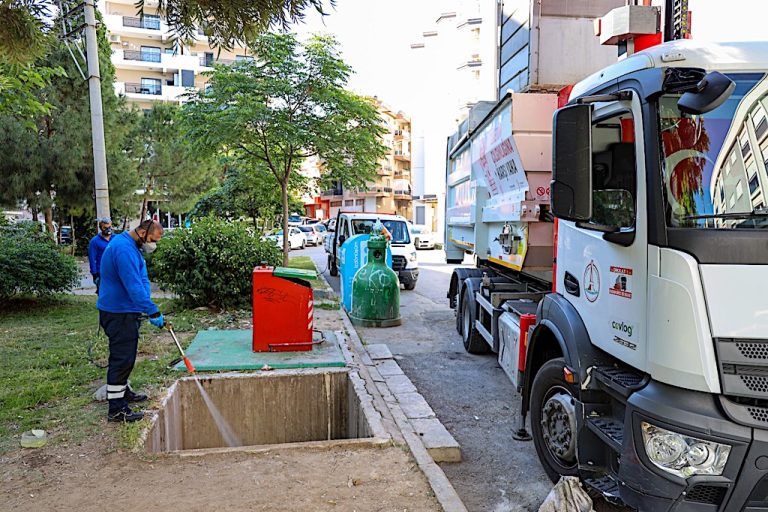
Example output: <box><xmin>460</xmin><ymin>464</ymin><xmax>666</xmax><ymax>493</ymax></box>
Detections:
<box><xmin>145</xmin><ymin>368</ymin><xmax>374</xmax><ymax>453</ymax></box>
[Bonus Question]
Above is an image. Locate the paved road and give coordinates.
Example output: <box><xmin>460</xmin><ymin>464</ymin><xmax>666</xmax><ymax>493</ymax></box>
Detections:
<box><xmin>304</xmin><ymin>245</ymin><xmax>555</xmax><ymax>511</ymax></box>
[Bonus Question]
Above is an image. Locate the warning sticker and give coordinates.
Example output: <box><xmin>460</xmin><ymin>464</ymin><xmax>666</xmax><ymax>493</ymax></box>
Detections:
<box><xmin>609</xmin><ymin>266</ymin><xmax>632</xmax><ymax>299</ymax></box>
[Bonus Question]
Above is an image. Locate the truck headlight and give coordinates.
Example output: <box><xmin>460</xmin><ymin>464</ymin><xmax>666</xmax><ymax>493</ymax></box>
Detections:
<box><xmin>409</xmin><ymin>251</ymin><xmax>417</xmax><ymax>262</ymax></box>
<box><xmin>641</xmin><ymin>422</ymin><xmax>731</xmax><ymax>478</ymax></box>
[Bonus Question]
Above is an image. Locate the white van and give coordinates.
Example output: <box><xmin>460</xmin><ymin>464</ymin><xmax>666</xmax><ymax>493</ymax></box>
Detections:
<box><xmin>324</xmin><ymin>212</ymin><xmax>419</xmax><ymax>290</ymax></box>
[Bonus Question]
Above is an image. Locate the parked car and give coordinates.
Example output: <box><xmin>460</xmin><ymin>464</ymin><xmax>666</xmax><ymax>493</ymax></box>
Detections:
<box><xmin>59</xmin><ymin>225</ymin><xmax>73</xmax><ymax>245</ymax></box>
<box><xmin>314</xmin><ymin>223</ymin><xmax>328</xmax><ymax>239</ymax></box>
<box><xmin>266</xmin><ymin>227</ymin><xmax>306</xmax><ymax>250</ymax></box>
<box><xmin>298</xmin><ymin>225</ymin><xmax>323</xmax><ymax>246</ymax></box>
<box><xmin>325</xmin><ymin>212</ymin><xmax>419</xmax><ymax>290</ymax></box>
<box><xmin>305</xmin><ymin>218</ymin><xmax>322</xmax><ymax>225</ymax></box>
<box><xmin>287</xmin><ymin>214</ymin><xmax>304</xmax><ymax>227</ymax></box>
<box><xmin>411</xmin><ymin>225</ymin><xmax>436</xmax><ymax>250</ymax></box>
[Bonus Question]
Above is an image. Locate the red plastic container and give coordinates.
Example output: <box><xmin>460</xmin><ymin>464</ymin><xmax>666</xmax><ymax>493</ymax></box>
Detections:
<box><xmin>252</xmin><ymin>265</ymin><xmax>313</xmax><ymax>352</ymax></box>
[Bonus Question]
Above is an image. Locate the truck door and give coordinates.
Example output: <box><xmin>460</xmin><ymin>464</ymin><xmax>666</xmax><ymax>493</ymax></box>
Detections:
<box><xmin>555</xmin><ymin>95</ymin><xmax>648</xmax><ymax>371</ymax></box>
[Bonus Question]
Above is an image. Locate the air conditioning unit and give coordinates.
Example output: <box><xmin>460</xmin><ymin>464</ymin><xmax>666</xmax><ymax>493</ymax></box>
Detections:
<box><xmin>108</xmin><ymin>34</ymin><xmax>121</xmax><ymax>43</ymax></box>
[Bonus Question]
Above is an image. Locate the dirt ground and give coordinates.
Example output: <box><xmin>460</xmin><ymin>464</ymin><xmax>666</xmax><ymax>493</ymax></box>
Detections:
<box><xmin>0</xmin><ymin>439</ymin><xmax>440</xmax><ymax>512</ymax></box>
<box><xmin>0</xmin><ymin>308</ymin><xmax>440</xmax><ymax>512</ymax></box>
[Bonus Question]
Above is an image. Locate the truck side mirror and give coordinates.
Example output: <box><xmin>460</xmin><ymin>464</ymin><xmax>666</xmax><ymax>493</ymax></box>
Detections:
<box><xmin>678</xmin><ymin>71</ymin><xmax>735</xmax><ymax>115</ymax></box>
<box><xmin>551</xmin><ymin>104</ymin><xmax>593</xmax><ymax>222</ymax></box>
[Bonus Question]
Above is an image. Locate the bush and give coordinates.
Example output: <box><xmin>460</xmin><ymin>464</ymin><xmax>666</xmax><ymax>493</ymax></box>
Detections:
<box><xmin>149</xmin><ymin>217</ymin><xmax>282</xmax><ymax>307</ymax></box>
<box><xmin>0</xmin><ymin>222</ymin><xmax>80</xmax><ymax>301</ymax></box>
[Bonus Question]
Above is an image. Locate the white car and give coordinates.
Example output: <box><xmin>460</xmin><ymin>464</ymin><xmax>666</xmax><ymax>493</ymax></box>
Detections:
<box><xmin>267</xmin><ymin>227</ymin><xmax>306</xmax><ymax>250</ymax></box>
<box><xmin>298</xmin><ymin>225</ymin><xmax>323</xmax><ymax>246</ymax></box>
<box><xmin>411</xmin><ymin>225</ymin><xmax>436</xmax><ymax>250</ymax></box>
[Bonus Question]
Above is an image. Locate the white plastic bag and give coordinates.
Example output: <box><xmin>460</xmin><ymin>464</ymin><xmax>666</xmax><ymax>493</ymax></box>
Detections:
<box><xmin>538</xmin><ymin>476</ymin><xmax>594</xmax><ymax>512</ymax></box>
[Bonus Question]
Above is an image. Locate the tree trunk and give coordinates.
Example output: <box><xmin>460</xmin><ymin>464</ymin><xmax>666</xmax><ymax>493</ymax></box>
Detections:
<box><xmin>44</xmin><ymin>207</ymin><xmax>55</xmax><ymax>235</ymax></box>
<box><xmin>281</xmin><ymin>180</ymin><xmax>290</xmax><ymax>266</ymax></box>
<box><xmin>31</xmin><ymin>207</ymin><xmax>39</xmax><ymax>222</ymax></box>
<box><xmin>139</xmin><ymin>190</ymin><xmax>150</xmax><ymax>222</ymax></box>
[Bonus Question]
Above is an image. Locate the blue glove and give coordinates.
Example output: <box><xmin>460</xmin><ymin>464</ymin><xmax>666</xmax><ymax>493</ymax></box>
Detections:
<box><xmin>149</xmin><ymin>314</ymin><xmax>165</xmax><ymax>329</ymax></box>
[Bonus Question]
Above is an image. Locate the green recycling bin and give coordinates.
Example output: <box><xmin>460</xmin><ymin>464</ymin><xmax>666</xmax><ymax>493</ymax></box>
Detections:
<box><xmin>349</xmin><ymin>234</ymin><xmax>402</xmax><ymax>327</ymax></box>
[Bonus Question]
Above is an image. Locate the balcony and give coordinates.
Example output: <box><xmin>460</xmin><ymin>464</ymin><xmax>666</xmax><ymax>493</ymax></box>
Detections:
<box><xmin>123</xmin><ymin>16</ymin><xmax>160</xmax><ymax>30</ymax></box>
<box><xmin>115</xmin><ymin>82</ymin><xmax>191</xmax><ymax>102</ymax></box>
<box><xmin>113</xmin><ymin>49</ymin><xmax>201</xmax><ymax>72</ymax></box>
<box><xmin>394</xmin><ymin>169</ymin><xmax>410</xmax><ymax>178</ymax></box>
<box><xmin>322</xmin><ymin>188</ymin><xmax>343</xmax><ymax>197</ymax></box>
<box><xmin>393</xmin><ymin>150</ymin><xmax>410</xmax><ymax>162</ymax></box>
<box><xmin>124</xmin><ymin>49</ymin><xmax>161</xmax><ymax>63</ymax></box>
<box><xmin>394</xmin><ymin>187</ymin><xmax>412</xmax><ymax>199</ymax></box>
<box><xmin>103</xmin><ymin>13</ymin><xmax>170</xmax><ymax>40</ymax></box>
<box><xmin>377</xmin><ymin>166</ymin><xmax>392</xmax><ymax>176</ymax></box>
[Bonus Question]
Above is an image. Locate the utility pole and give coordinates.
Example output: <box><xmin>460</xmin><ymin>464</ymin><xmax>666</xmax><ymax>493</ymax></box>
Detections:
<box><xmin>83</xmin><ymin>0</ymin><xmax>111</xmax><ymax>219</ymax></box>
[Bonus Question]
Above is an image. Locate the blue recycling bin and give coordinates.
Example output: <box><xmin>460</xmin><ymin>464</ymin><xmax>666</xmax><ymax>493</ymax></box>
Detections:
<box><xmin>339</xmin><ymin>234</ymin><xmax>392</xmax><ymax>312</ymax></box>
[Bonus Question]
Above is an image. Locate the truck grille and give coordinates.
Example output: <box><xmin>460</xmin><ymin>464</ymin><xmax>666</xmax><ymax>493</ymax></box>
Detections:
<box><xmin>716</xmin><ymin>338</ymin><xmax>768</xmax><ymax>400</ymax></box>
<box><xmin>684</xmin><ymin>484</ymin><xmax>727</xmax><ymax>505</ymax></box>
<box><xmin>392</xmin><ymin>255</ymin><xmax>406</xmax><ymax>271</ymax></box>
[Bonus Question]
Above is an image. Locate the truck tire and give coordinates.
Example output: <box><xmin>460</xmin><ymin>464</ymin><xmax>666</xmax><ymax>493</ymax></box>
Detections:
<box><xmin>530</xmin><ymin>357</ymin><xmax>579</xmax><ymax>483</ymax></box>
<box><xmin>329</xmin><ymin>255</ymin><xmax>338</xmax><ymax>276</ymax></box>
<box><xmin>460</xmin><ymin>288</ymin><xmax>489</xmax><ymax>354</ymax></box>
<box><xmin>403</xmin><ymin>282</ymin><xmax>416</xmax><ymax>291</ymax></box>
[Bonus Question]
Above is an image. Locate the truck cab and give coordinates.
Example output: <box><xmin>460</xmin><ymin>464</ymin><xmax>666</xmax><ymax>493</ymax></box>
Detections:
<box><xmin>326</xmin><ymin>212</ymin><xmax>419</xmax><ymax>290</ymax></box>
<box><xmin>448</xmin><ymin>40</ymin><xmax>768</xmax><ymax>511</ymax></box>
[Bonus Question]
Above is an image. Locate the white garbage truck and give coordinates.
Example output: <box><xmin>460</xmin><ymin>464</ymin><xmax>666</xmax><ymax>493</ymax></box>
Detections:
<box><xmin>446</xmin><ymin>35</ymin><xmax>768</xmax><ymax>512</ymax></box>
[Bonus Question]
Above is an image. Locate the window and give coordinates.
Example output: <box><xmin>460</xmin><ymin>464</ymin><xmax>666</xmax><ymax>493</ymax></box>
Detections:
<box><xmin>725</xmin><ymin>163</ymin><xmax>731</xmax><ymax>175</ymax></box>
<box><xmin>719</xmin><ymin>185</ymin><xmax>725</xmax><ymax>203</ymax></box>
<box><xmin>736</xmin><ymin>180</ymin><xmax>744</xmax><ymax>199</ymax></box>
<box><xmin>344</xmin><ymin>200</ymin><xmax>354</xmax><ymax>206</ymax></box>
<box><xmin>740</xmin><ymin>131</ymin><xmax>751</xmax><ymax>158</ymax></box>
<box><xmin>140</xmin><ymin>78</ymin><xmax>161</xmax><ymax>95</ymax></box>
<box><xmin>585</xmin><ymin>109</ymin><xmax>637</xmax><ymax>230</ymax></box>
<box><xmin>235</xmin><ymin>55</ymin><xmax>254</xmax><ymax>62</ymax></box>
<box><xmin>753</xmin><ymin>104</ymin><xmax>768</xmax><ymax>140</ymax></box>
<box><xmin>140</xmin><ymin>46</ymin><xmax>161</xmax><ymax>63</ymax></box>
<box><xmin>749</xmin><ymin>173</ymin><xmax>760</xmax><ymax>195</ymax></box>
<box><xmin>730</xmin><ymin>150</ymin><xmax>737</xmax><ymax>165</ymax></box>
<box><xmin>729</xmin><ymin>194</ymin><xmax>736</xmax><ymax>208</ymax></box>
<box><xmin>415</xmin><ymin>205</ymin><xmax>426</xmax><ymax>225</ymax></box>
<box><xmin>142</xmin><ymin>14</ymin><xmax>160</xmax><ymax>30</ymax></box>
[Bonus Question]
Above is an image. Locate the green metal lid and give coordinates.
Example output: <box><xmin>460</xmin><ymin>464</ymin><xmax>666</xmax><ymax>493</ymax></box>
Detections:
<box><xmin>273</xmin><ymin>266</ymin><xmax>318</xmax><ymax>280</ymax></box>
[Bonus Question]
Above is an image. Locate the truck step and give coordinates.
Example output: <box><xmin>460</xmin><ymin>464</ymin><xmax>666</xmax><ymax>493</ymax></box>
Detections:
<box><xmin>592</xmin><ymin>366</ymin><xmax>647</xmax><ymax>399</ymax></box>
<box><xmin>586</xmin><ymin>415</ymin><xmax>624</xmax><ymax>452</ymax></box>
<box><xmin>583</xmin><ymin>473</ymin><xmax>625</xmax><ymax>506</ymax></box>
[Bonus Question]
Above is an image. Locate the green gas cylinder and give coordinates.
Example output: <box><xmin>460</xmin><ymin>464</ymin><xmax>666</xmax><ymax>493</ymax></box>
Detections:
<box><xmin>349</xmin><ymin>234</ymin><xmax>402</xmax><ymax>327</ymax></box>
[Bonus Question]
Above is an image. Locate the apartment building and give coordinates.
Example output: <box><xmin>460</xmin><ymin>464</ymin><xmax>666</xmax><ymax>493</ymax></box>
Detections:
<box><xmin>408</xmin><ymin>0</ymin><xmax>499</xmax><ymax>236</ymax></box>
<box><xmin>308</xmin><ymin>101</ymin><xmax>412</xmax><ymax>220</ymax></box>
<box><xmin>98</xmin><ymin>0</ymin><xmax>251</xmax><ymax>110</ymax></box>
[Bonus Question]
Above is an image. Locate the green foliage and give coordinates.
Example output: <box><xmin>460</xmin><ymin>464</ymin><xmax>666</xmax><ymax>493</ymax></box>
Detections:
<box><xmin>128</xmin><ymin>103</ymin><xmax>219</xmax><ymax>218</ymax></box>
<box><xmin>183</xmin><ymin>32</ymin><xmax>386</xmax><ymax>264</ymax></box>
<box><xmin>0</xmin><ymin>221</ymin><xmax>79</xmax><ymax>300</ymax></box>
<box><xmin>149</xmin><ymin>217</ymin><xmax>282</xmax><ymax>307</ymax></box>
<box><xmin>0</xmin><ymin>64</ymin><xmax>65</xmax><ymax>122</ymax></box>
<box><xmin>0</xmin><ymin>7</ymin><xmax>138</xmax><ymax>224</ymax></box>
<box><xmin>0</xmin><ymin>0</ymin><xmax>329</xmax><ymax>63</ymax></box>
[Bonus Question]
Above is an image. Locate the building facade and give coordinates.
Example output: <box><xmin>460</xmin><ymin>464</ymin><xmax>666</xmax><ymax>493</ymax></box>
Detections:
<box><xmin>408</xmin><ymin>0</ymin><xmax>499</xmax><ymax>237</ymax></box>
<box><xmin>98</xmin><ymin>0</ymin><xmax>251</xmax><ymax>110</ymax></box>
<box><xmin>308</xmin><ymin>101</ymin><xmax>412</xmax><ymax>221</ymax></box>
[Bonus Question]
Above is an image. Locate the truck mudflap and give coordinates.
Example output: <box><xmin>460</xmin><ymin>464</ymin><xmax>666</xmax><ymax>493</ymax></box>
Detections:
<box><xmin>613</xmin><ymin>379</ymin><xmax>768</xmax><ymax>511</ymax></box>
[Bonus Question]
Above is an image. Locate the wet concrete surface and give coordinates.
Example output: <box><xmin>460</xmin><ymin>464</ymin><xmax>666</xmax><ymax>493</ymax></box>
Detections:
<box><xmin>304</xmin><ymin>244</ymin><xmax>630</xmax><ymax>511</ymax></box>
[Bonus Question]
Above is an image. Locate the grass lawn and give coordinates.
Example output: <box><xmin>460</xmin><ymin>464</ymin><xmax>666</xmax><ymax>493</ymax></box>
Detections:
<box><xmin>287</xmin><ymin>256</ymin><xmax>330</xmax><ymax>291</ymax></box>
<box><xmin>0</xmin><ymin>295</ymin><xmax>250</xmax><ymax>454</ymax></box>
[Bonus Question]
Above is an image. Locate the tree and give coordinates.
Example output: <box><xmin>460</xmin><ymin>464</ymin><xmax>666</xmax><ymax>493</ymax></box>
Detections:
<box><xmin>183</xmin><ymin>33</ymin><xmax>385</xmax><ymax>264</ymax></box>
<box><xmin>0</xmin><ymin>6</ymin><xmax>138</xmax><ymax>232</ymax></box>
<box><xmin>191</xmin><ymin>160</ymin><xmax>307</xmax><ymax>231</ymax></box>
<box><xmin>0</xmin><ymin>0</ymin><xmax>329</xmax><ymax>64</ymax></box>
<box><xmin>127</xmin><ymin>103</ymin><xmax>219</xmax><ymax>221</ymax></box>
<box><xmin>0</xmin><ymin>64</ymin><xmax>64</xmax><ymax>122</ymax></box>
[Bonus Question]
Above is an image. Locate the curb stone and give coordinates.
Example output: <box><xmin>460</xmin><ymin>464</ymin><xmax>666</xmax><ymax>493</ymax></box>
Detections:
<box><xmin>340</xmin><ymin>311</ymin><xmax>468</xmax><ymax>512</ymax></box>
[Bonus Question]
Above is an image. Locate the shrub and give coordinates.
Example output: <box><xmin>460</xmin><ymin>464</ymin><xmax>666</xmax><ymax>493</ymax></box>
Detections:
<box><xmin>149</xmin><ymin>217</ymin><xmax>282</xmax><ymax>307</ymax></box>
<box><xmin>0</xmin><ymin>222</ymin><xmax>80</xmax><ymax>301</ymax></box>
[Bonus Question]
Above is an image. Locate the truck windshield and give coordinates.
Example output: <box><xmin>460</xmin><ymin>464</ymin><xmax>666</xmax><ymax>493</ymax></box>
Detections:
<box><xmin>351</xmin><ymin>219</ymin><xmax>411</xmax><ymax>244</ymax></box>
<box><xmin>659</xmin><ymin>72</ymin><xmax>768</xmax><ymax>229</ymax></box>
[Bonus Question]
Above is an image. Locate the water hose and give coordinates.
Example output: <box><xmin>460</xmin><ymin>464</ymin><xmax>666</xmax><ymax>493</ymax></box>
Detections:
<box><xmin>167</xmin><ymin>323</ymin><xmax>196</xmax><ymax>374</ymax></box>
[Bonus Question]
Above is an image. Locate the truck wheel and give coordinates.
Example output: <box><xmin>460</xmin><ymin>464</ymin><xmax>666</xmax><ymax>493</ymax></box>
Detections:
<box><xmin>531</xmin><ymin>357</ymin><xmax>579</xmax><ymax>483</ymax></box>
<box><xmin>460</xmin><ymin>288</ymin><xmax>488</xmax><ymax>354</ymax></box>
<box><xmin>403</xmin><ymin>282</ymin><xmax>416</xmax><ymax>291</ymax></box>
<box><xmin>329</xmin><ymin>255</ymin><xmax>338</xmax><ymax>276</ymax></box>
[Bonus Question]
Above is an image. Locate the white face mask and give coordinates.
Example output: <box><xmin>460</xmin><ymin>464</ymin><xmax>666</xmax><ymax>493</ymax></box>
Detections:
<box><xmin>141</xmin><ymin>242</ymin><xmax>157</xmax><ymax>254</ymax></box>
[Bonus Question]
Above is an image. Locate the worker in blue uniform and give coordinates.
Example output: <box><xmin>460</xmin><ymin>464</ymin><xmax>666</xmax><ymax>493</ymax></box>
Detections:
<box><xmin>87</xmin><ymin>217</ymin><xmax>112</xmax><ymax>294</ymax></box>
<box><xmin>97</xmin><ymin>219</ymin><xmax>165</xmax><ymax>422</ymax></box>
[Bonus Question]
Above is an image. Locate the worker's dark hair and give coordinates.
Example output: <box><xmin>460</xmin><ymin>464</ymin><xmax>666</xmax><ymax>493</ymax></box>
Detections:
<box><xmin>137</xmin><ymin>219</ymin><xmax>157</xmax><ymax>233</ymax></box>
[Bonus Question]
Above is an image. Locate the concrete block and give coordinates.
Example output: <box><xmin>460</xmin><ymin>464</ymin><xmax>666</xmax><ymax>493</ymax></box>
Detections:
<box><xmin>409</xmin><ymin>418</ymin><xmax>461</xmax><ymax>463</ymax></box>
<box><xmin>366</xmin><ymin>344</ymin><xmax>393</xmax><ymax>360</ymax></box>
<box><xmin>385</xmin><ymin>374</ymin><xmax>417</xmax><ymax>394</ymax></box>
<box><xmin>375</xmin><ymin>359</ymin><xmax>404</xmax><ymax>377</ymax></box>
<box><xmin>396</xmin><ymin>392</ymin><xmax>435</xmax><ymax>420</ymax></box>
